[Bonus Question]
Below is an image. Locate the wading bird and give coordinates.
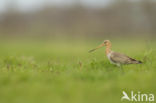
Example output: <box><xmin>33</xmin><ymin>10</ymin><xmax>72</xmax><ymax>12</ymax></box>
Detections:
<box><xmin>89</xmin><ymin>40</ymin><xmax>142</xmax><ymax>67</ymax></box>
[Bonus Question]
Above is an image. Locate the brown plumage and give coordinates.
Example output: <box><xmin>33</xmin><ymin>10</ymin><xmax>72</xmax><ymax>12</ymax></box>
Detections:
<box><xmin>89</xmin><ymin>40</ymin><xmax>142</xmax><ymax>66</ymax></box>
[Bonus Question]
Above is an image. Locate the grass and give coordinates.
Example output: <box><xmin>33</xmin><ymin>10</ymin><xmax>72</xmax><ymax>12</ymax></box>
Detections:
<box><xmin>0</xmin><ymin>39</ymin><xmax>155</xmax><ymax>103</ymax></box>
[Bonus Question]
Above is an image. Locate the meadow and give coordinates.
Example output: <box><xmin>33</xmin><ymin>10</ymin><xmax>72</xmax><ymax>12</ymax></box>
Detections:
<box><xmin>0</xmin><ymin>39</ymin><xmax>155</xmax><ymax>103</ymax></box>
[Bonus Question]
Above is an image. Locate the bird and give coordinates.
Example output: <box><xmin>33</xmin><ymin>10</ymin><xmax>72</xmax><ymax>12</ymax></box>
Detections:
<box><xmin>89</xmin><ymin>40</ymin><xmax>142</xmax><ymax>67</ymax></box>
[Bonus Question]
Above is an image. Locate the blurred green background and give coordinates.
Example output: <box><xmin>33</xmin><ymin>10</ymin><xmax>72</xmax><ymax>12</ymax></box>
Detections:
<box><xmin>0</xmin><ymin>0</ymin><xmax>156</xmax><ymax>103</ymax></box>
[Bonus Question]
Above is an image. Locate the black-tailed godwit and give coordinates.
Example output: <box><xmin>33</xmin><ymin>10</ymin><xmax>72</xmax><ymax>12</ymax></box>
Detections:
<box><xmin>89</xmin><ymin>40</ymin><xmax>142</xmax><ymax>67</ymax></box>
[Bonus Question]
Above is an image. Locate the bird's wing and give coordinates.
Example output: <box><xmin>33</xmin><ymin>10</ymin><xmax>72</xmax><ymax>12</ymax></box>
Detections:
<box><xmin>110</xmin><ymin>52</ymin><xmax>138</xmax><ymax>64</ymax></box>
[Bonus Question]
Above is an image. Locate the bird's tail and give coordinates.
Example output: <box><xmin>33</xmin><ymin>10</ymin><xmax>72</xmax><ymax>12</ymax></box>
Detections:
<box><xmin>130</xmin><ymin>58</ymin><xmax>143</xmax><ymax>64</ymax></box>
<box><xmin>136</xmin><ymin>60</ymin><xmax>143</xmax><ymax>64</ymax></box>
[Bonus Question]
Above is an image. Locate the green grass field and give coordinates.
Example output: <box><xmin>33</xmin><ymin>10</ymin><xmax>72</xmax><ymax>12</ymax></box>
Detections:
<box><xmin>0</xmin><ymin>39</ymin><xmax>155</xmax><ymax>103</ymax></box>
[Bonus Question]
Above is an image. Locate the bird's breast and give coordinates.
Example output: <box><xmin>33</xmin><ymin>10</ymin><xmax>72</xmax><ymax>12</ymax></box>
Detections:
<box><xmin>107</xmin><ymin>52</ymin><xmax>112</xmax><ymax>62</ymax></box>
<box><xmin>107</xmin><ymin>52</ymin><xmax>115</xmax><ymax>64</ymax></box>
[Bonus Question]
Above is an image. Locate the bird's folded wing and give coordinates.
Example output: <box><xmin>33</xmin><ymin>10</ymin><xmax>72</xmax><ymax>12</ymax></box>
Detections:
<box><xmin>110</xmin><ymin>52</ymin><xmax>134</xmax><ymax>64</ymax></box>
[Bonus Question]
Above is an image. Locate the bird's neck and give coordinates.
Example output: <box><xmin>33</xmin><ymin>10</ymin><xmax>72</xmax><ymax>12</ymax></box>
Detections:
<box><xmin>105</xmin><ymin>45</ymin><xmax>112</xmax><ymax>55</ymax></box>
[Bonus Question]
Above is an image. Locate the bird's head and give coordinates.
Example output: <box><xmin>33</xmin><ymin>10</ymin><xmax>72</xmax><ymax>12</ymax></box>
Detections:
<box><xmin>104</xmin><ymin>40</ymin><xmax>111</xmax><ymax>46</ymax></box>
<box><xmin>89</xmin><ymin>40</ymin><xmax>111</xmax><ymax>53</ymax></box>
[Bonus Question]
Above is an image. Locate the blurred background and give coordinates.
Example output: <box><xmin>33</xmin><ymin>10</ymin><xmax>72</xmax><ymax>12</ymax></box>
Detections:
<box><xmin>0</xmin><ymin>0</ymin><xmax>156</xmax><ymax>40</ymax></box>
<box><xmin>0</xmin><ymin>1</ymin><xmax>156</xmax><ymax>103</ymax></box>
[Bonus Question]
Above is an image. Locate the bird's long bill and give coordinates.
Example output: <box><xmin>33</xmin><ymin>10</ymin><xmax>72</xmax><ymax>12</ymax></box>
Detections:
<box><xmin>89</xmin><ymin>43</ymin><xmax>105</xmax><ymax>53</ymax></box>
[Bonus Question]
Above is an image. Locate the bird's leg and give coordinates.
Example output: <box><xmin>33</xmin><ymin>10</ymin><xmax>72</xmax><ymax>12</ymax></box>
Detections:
<box><xmin>120</xmin><ymin>65</ymin><xmax>124</xmax><ymax>74</ymax></box>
